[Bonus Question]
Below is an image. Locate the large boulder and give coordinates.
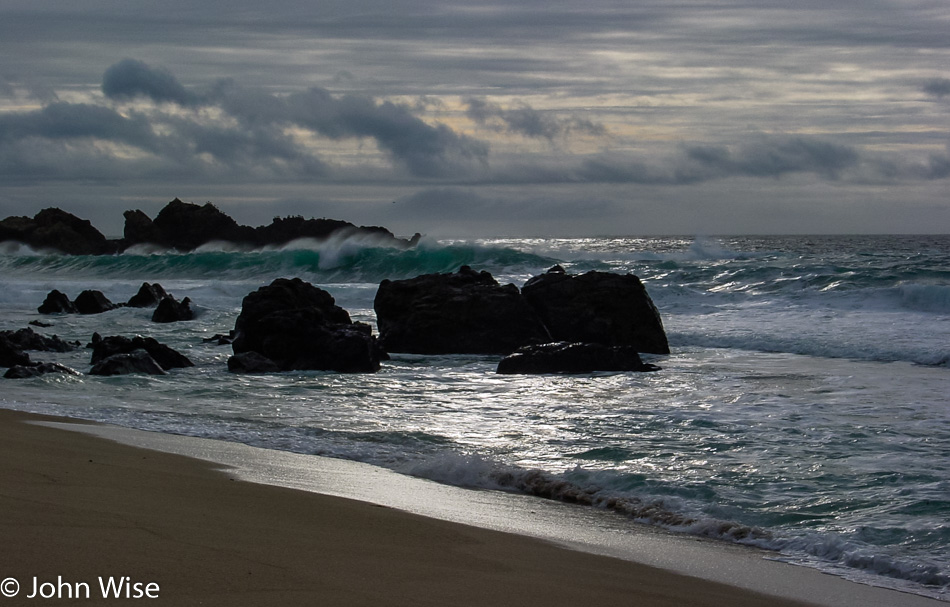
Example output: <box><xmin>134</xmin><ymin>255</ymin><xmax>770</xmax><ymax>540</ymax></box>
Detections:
<box><xmin>89</xmin><ymin>350</ymin><xmax>168</xmax><ymax>376</ymax></box>
<box><xmin>231</xmin><ymin>277</ymin><xmax>382</xmax><ymax>373</ymax></box>
<box><xmin>497</xmin><ymin>342</ymin><xmax>661</xmax><ymax>375</ymax></box>
<box><xmin>374</xmin><ymin>266</ymin><xmax>550</xmax><ymax>355</ymax></box>
<box><xmin>38</xmin><ymin>289</ymin><xmax>79</xmax><ymax>314</ymax></box>
<box><xmin>0</xmin><ymin>208</ymin><xmax>114</xmax><ymax>255</ymax></box>
<box><xmin>521</xmin><ymin>267</ymin><xmax>670</xmax><ymax>355</ymax></box>
<box><xmin>73</xmin><ymin>290</ymin><xmax>116</xmax><ymax>315</ymax></box>
<box><xmin>90</xmin><ymin>335</ymin><xmax>193</xmax><ymax>371</ymax></box>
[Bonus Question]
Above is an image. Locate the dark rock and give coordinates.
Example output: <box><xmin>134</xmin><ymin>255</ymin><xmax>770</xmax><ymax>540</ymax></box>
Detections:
<box><xmin>89</xmin><ymin>349</ymin><xmax>168</xmax><ymax>376</ymax></box>
<box><xmin>127</xmin><ymin>282</ymin><xmax>168</xmax><ymax>307</ymax></box>
<box><xmin>0</xmin><ymin>327</ymin><xmax>77</xmax><ymax>352</ymax></box>
<box><xmin>90</xmin><ymin>335</ymin><xmax>193</xmax><ymax>371</ymax></box>
<box><xmin>152</xmin><ymin>295</ymin><xmax>194</xmax><ymax>323</ymax></box>
<box><xmin>38</xmin><ymin>289</ymin><xmax>78</xmax><ymax>314</ymax></box>
<box><xmin>4</xmin><ymin>362</ymin><xmax>81</xmax><ymax>379</ymax></box>
<box><xmin>374</xmin><ymin>266</ymin><xmax>550</xmax><ymax>355</ymax></box>
<box><xmin>497</xmin><ymin>342</ymin><xmax>662</xmax><ymax>375</ymax></box>
<box><xmin>0</xmin><ymin>335</ymin><xmax>31</xmax><ymax>367</ymax></box>
<box><xmin>73</xmin><ymin>290</ymin><xmax>116</xmax><ymax>315</ymax></box>
<box><xmin>232</xmin><ymin>277</ymin><xmax>382</xmax><ymax>373</ymax></box>
<box><xmin>148</xmin><ymin>198</ymin><xmax>256</xmax><ymax>250</ymax></box>
<box><xmin>0</xmin><ymin>208</ymin><xmax>115</xmax><ymax>255</ymax></box>
<box><xmin>227</xmin><ymin>351</ymin><xmax>282</xmax><ymax>374</ymax></box>
<box><xmin>521</xmin><ymin>268</ymin><xmax>670</xmax><ymax>355</ymax></box>
<box><xmin>29</xmin><ymin>320</ymin><xmax>53</xmax><ymax>328</ymax></box>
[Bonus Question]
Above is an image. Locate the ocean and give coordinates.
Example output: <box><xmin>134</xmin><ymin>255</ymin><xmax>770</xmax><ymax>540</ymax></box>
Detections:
<box><xmin>1</xmin><ymin>234</ymin><xmax>948</xmax><ymax>600</ymax></box>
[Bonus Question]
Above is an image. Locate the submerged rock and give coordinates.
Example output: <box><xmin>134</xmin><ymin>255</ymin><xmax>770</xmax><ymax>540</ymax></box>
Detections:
<box><xmin>231</xmin><ymin>277</ymin><xmax>383</xmax><ymax>373</ymax></box>
<box><xmin>89</xmin><ymin>349</ymin><xmax>168</xmax><ymax>376</ymax></box>
<box><xmin>4</xmin><ymin>362</ymin><xmax>81</xmax><ymax>379</ymax></box>
<box><xmin>497</xmin><ymin>342</ymin><xmax>661</xmax><ymax>375</ymax></box>
<box><xmin>521</xmin><ymin>267</ymin><xmax>670</xmax><ymax>355</ymax></box>
<box><xmin>374</xmin><ymin>266</ymin><xmax>550</xmax><ymax>355</ymax></box>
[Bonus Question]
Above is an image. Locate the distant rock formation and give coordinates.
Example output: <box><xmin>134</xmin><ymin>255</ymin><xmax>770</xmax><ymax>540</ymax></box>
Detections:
<box><xmin>230</xmin><ymin>277</ymin><xmax>383</xmax><ymax>373</ymax></box>
<box><xmin>0</xmin><ymin>198</ymin><xmax>420</xmax><ymax>254</ymax></box>
<box><xmin>0</xmin><ymin>208</ymin><xmax>115</xmax><ymax>255</ymax></box>
<box><xmin>374</xmin><ymin>266</ymin><xmax>550</xmax><ymax>355</ymax></box>
<box><xmin>521</xmin><ymin>267</ymin><xmax>670</xmax><ymax>355</ymax></box>
<box><xmin>497</xmin><ymin>342</ymin><xmax>661</xmax><ymax>375</ymax></box>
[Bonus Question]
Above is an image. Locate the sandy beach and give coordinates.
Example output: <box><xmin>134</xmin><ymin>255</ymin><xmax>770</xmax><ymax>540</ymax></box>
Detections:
<box><xmin>0</xmin><ymin>408</ymin><xmax>831</xmax><ymax>607</ymax></box>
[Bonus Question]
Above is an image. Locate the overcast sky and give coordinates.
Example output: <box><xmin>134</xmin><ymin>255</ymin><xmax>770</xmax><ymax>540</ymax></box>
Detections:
<box><xmin>0</xmin><ymin>0</ymin><xmax>948</xmax><ymax>237</ymax></box>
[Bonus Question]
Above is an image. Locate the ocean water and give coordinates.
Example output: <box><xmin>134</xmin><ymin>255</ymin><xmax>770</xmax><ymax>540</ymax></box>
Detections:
<box><xmin>1</xmin><ymin>234</ymin><xmax>948</xmax><ymax>600</ymax></box>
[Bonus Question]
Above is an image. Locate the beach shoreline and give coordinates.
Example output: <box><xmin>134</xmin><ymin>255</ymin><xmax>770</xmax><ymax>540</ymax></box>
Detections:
<box><xmin>2</xmin><ymin>408</ymin><xmax>945</xmax><ymax>606</ymax></box>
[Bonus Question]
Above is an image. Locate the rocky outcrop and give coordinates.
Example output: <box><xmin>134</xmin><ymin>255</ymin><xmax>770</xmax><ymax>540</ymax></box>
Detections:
<box><xmin>4</xmin><ymin>362</ymin><xmax>81</xmax><ymax>379</ymax></box>
<box><xmin>73</xmin><ymin>290</ymin><xmax>116</xmax><ymax>315</ymax></box>
<box><xmin>127</xmin><ymin>282</ymin><xmax>168</xmax><ymax>308</ymax></box>
<box><xmin>374</xmin><ymin>266</ymin><xmax>550</xmax><ymax>355</ymax></box>
<box><xmin>89</xmin><ymin>350</ymin><xmax>168</xmax><ymax>376</ymax></box>
<box><xmin>497</xmin><ymin>342</ymin><xmax>661</xmax><ymax>375</ymax></box>
<box><xmin>38</xmin><ymin>290</ymin><xmax>79</xmax><ymax>314</ymax></box>
<box><xmin>152</xmin><ymin>296</ymin><xmax>194</xmax><ymax>323</ymax></box>
<box><xmin>227</xmin><ymin>351</ymin><xmax>281</xmax><ymax>374</ymax></box>
<box><xmin>521</xmin><ymin>267</ymin><xmax>670</xmax><ymax>355</ymax></box>
<box><xmin>0</xmin><ymin>208</ymin><xmax>116</xmax><ymax>255</ymax></box>
<box><xmin>90</xmin><ymin>334</ymin><xmax>193</xmax><ymax>371</ymax></box>
<box><xmin>119</xmin><ymin>198</ymin><xmax>420</xmax><ymax>251</ymax></box>
<box><xmin>230</xmin><ymin>277</ymin><xmax>383</xmax><ymax>373</ymax></box>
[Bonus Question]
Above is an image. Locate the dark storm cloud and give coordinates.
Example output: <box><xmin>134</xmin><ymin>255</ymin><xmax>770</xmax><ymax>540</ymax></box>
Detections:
<box><xmin>464</xmin><ymin>98</ymin><xmax>606</xmax><ymax>140</ymax></box>
<box><xmin>102</xmin><ymin>59</ymin><xmax>202</xmax><ymax>106</ymax></box>
<box><xmin>0</xmin><ymin>102</ymin><xmax>157</xmax><ymax>150</ymax></box>
<box><xmin>99</xmin><ymin>59</ymin><xmax>488</xmax><ymax>177</ymax></box>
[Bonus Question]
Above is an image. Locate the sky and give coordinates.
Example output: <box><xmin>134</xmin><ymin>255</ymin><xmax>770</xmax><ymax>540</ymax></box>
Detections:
<box><xmin>0</xmin><ymin>0</ymin><xmax>948</xmax><ymax>238</ymax></box>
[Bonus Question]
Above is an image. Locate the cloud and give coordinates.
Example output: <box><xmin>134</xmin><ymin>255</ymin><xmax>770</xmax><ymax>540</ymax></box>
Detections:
<box><xmin>465</xmin><ymin>97</ymin><xmax>606</xmax><ymax>140</ymax></box>
<box><xmin>102</xmin><ymin>59</ymin><xmax>200</xmax><ymax>106</ymax></box>
<box><xmin>683</xmin><ymin>137</ymin><xmax>860</xmax><ymax>180</ymax></box>
<box><xmin>922</xmin><ymin>78</ymin><xmax>950</xmax><ymax>99</ymax></box>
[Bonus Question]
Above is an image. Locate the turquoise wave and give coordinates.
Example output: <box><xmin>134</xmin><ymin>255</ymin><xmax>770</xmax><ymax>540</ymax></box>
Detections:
<box><xmin>0</xmin><ymin>242</ymin><xmax>558</xmax><ymax>284</ymax></box>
